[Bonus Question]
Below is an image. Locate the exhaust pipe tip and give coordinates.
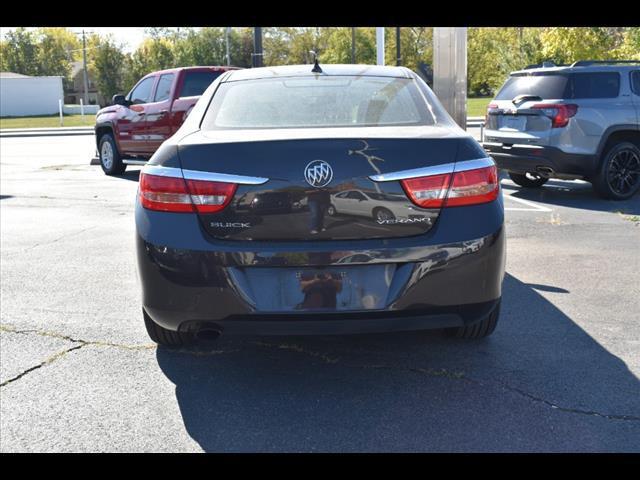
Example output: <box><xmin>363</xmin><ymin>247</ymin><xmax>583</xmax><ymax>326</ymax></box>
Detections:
<box><xmin>196</xmin><ymin>327</ymin><xmax>222</xmax><ymax>342</ymax></box>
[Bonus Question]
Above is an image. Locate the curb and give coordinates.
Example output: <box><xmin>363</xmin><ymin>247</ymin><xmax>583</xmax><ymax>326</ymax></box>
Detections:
<box><xmin>0</xmin><ymin>127</ymin><xmax>94</xmax><ymax>138</ymax></box>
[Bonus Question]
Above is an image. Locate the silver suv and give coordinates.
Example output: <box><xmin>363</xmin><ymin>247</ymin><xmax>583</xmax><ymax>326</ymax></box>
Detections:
<box><xmin>482</xmin><ymin>61</ymin><xmax>640</xmax><ymax>200</ymax></box>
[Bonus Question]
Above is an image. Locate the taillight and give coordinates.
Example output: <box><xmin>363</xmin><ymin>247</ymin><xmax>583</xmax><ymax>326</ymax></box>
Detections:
<box><xmin>445</xmin><ymin>166</ymin><xmax>499</xmax><ymax>207</ymax></box>
<box><xmin>532</xmin><ymin>103</ymin><xmax>578</xmax><ymax>128</ymax></box>
<box><xmin>401</xmin><ymin>165</ymin><xmax>499</xmax><ymax>208</ymax></box>
<box><xmin>139</xmin><ymin>172</ymin><xmax>237</xmax><ymax>213</ymax></box>
<box><xmin>401</xmin><ymin>173</ymin><xmax>451</xmax><ymax>208</ymax></box>
<box><xmin>485</xmin><ymin>102</ymin><xmax>498</xmax><ymax>124</ymax></box>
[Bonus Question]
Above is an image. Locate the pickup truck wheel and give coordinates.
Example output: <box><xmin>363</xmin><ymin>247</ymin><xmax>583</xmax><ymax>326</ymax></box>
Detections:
<box><xmin>143</xmin><ymin>308</ymin><xmax>194</xmax><ymax>347</ymax></box>
<box><xmin>447</xmin><ymin>300</ymin><xmax>500</xmax><ymax>339</ymax></box>
<box><xmin>508</xmin><ymin>172</ymin><xmax>548</xmax><ymax>188</ymax></box>
<box><xmin>592</xmin><ymin>141</ymin><xmax>640</xmax><ymax>200</ymax></box>
<box><xmin>99</xmin><ymin>133</ymin><xmax>126</xmax><ymax>176</ymax></box>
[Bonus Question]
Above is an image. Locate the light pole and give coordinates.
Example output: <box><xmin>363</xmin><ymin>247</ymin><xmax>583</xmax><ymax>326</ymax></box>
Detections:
<box><xmin>351</xmin><ymin>27</ymin><xmax>356</xmax><ymax>63</ymax></box>
<box><xmin>253</xmin><ymin>27</ymin><xmax>263</xmax><ymax>68</ymax></box>
<box><xmin>396</xmin><ymin>27</ymin><xmax>401</xmax><ymax>66</ymax></box>
<box><xmin>376</xmin><ymin>27</ymin><xmax>385</xmax><ymax>66</ymax></box>
<box><xmin>225</xmin><ymin>27</ymin><xmax>231</xmax><ymax>66</ymax></box>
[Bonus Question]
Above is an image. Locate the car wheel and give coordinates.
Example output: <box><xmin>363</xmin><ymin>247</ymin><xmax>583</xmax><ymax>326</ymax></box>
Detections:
<box><xmin>508</xmin><ymin>172</ymin><xmax>548</xmax><ymax>188</ymax></box>
<box><xmin>327</xmin><ymin>204</ymin><xmax>336</xmax><ymax>216</ymax></box>
<box><xmin>592</xmin><ymin>141</ymin><xmax>640</xmax><ymax>200</ymax></box>
<box><xmin>143</xmin><ymin>308</ymin><xmax>194</xmax><ymax>347</ymax></box>
<box><xmin>447</xmin><ymin>300</ymin><xmax>500</xmax><ymax>339</ymax></box>
<box><xmin>99</xmin><ymin>133</ymin><xmax>127</xmax><ymax>176</ymax></box>
<box><xmin>374</xmin><ymin>207</ymin><xmax>395</xmax><ymax>222</ymax></box>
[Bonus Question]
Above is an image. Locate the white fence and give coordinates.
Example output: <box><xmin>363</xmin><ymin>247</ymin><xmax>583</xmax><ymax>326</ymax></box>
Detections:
<box><xmin>0</xmin><ymin>76</ymin><xmax>64</xmax><ymax>117</ymax></box>
<box><xmin>63</xmin><ymin>104</ymin><xmax>100</xmax><ymax>115</ymax></box>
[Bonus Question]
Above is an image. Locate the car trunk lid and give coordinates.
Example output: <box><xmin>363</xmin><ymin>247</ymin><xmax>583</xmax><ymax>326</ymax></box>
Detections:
<box><xmin>177</xmin><ymin>127</ymin><xmax>476</xmax><ymax>241</ymax></box>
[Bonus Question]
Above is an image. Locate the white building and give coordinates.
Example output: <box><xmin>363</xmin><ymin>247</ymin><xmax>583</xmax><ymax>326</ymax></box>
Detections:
<box><xmin>0</xmin><ymin>72</ymin><xmax>64</xmax><ymax>117</ymax></box>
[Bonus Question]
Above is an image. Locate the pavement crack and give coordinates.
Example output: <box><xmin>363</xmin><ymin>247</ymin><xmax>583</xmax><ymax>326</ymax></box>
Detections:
<box><xmin>0</xmin><ymin>344</ymin><xmax>86</xmax><ymax>387</ymax></box>
<box><xmin>498</xmin><ymin>383</ymin><xmax>640</xmax><ymax>422</ymax></box>
<box><xmin>251</xmin><ymin>340</ymin><xmax>639</xmax><ymax>422</ymax></box>
<box><xmin>0</xmin><ymin>324</ymin><xmax>156</xmax><ymax>351</ymax></box>
<box><xmin>3</xmin><ymin>326</ymin><xmax>639</xmax><ymax>421</ymax></box>
<box><xmin>251</xmin><ymin>341</ymin><xmax>340</xmax><ymax>364</ymax></box>
<box><xmin>21</xmin><ymin>225</ymin><xmax>98</xmax><ymax>252</ymax></box>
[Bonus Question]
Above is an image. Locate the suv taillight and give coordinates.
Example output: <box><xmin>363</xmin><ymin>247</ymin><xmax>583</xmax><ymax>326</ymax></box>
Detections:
<box><xmin>485</xmin><ymin>102</ymin><xmax>498</xmax><ymax>124</ymax></box>
<box><xmin>139</xmin><ymin>172</ymin><xmax>237</xmax><ymax>213</ymax></box>
<box><xmin>401</xmin><ymin>165</ymin><xmax>499</xmax><ymax>208</ymax></box>
<box><xmin>532</xmin><ymin>103</ymin><xmax>578</xmax><ymax>128</ymax></box>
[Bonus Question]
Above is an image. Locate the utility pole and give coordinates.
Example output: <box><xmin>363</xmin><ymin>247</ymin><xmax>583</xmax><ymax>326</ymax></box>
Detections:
<box><xmin>82</xmin><ymin>29</ymin><xmax>90</xmax><ymax>105</ymax></box>
<box><xmin>253</xmin><ymin>27</ymin><xmax>263</xmax><ymax>68</ymax></box>
<box><xmin>351</xmin><ymin>27</ymin><xmax>356</xmax><ymax>63</ymax></box>
<box><xmin>396</xmin><ymin>27</ymin><xmax>401</xmax><ymax>66</ymax></box>
<box><xmin>225</xmin><ymin>27</ymin><xmax>231</xmax><ymax>66</ymax></box>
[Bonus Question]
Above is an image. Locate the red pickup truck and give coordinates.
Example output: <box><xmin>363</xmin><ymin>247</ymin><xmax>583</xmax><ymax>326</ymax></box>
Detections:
<box><xmin>95</xmin><ymin>66</ymin><xmax>239</xmax><ymax>175</ymax></box>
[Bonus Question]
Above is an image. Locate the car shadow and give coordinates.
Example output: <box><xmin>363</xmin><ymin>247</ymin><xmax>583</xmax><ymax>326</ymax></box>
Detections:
<box><xmin>501</xmin><ymin>178</ymin><xmax>640</xmax><ymax>215</ymax></box>
<box><xmin>155</xmin><ymin>273</ymin><xmax>640</xmax><ymax>452</ymax></box>
<box><xmin>116</xmin><ymin>169</ymin><xmax>141</xmax><ymax>182</ymax></box>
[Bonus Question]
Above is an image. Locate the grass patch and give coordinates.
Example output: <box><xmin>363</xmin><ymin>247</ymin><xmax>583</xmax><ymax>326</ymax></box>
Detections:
<box><xmin>0</xmin><ymin>114</ymin><xmax>95</xmax><ymax>129</ymax></box>
<box><xmin>467</xmin><ymin>97</ymin><xmax>492</xmax><ymax>117</ymax></box>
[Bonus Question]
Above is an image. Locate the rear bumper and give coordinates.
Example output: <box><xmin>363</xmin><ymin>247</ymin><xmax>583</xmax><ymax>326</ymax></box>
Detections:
<box><xmin>136</xmin><ymin>197</ymin><xmax>506</xmax><ymax>335</ymax></box>
<box><xmin>482</xmin><ymin>142</ymin><xmax>597</xmax><ymax>179</ymax></box>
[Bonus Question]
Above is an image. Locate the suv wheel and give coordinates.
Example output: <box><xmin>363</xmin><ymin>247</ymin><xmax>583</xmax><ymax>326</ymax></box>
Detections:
<box><xmin>508</xmin><ymin>172</ymin><xmax>548</xmax><ymax>188</ymax></box>
<box><xmin>447</xmin><ymin>300</ymin><xmax>500</xmax><ymax>339</ymax></box>
<box><xmin>99</xmin><ymin>133</ymin><xmax>127</xmax><ymax>176</ymax></box>
<box><xmin>143</xmin><ymin>308</ymin><xmax>194</xmax><ymax>347</ymax></box>
<box><xmin>593</xmin><ymin>141</ymin><xmax>640</xmax><ymax>200</ymax></box>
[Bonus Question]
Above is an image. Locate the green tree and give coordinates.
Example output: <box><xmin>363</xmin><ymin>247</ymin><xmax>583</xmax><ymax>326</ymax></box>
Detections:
<box><xmin>467</xmin><ymin>27</ymin><xmax>544</xmax><ymax>96</ymax></box>
<box><xmin>0</xmin><ymin>28</ymin><xmax>40</xmax><ymax>75</ymax></box>
<box><xmin>88</xmin><ymin>35</ymin><xmax>126</xmax><ymax>104</ymax></box>
<box><xmin>35</xmin><ymin>28</ymin><xmax>80</xmax><ymax>86</ymax></box>
<box><xmin>540</xmin><ymin>27</ymin><xmax>616</xmax><ymax>64</ymax></box>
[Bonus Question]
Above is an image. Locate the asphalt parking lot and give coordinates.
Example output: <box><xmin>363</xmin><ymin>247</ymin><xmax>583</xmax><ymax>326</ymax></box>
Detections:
<box><xmin>1</xmin><ymin>133</ymin><xmax>639</xmax><ymax>452</ymax></box>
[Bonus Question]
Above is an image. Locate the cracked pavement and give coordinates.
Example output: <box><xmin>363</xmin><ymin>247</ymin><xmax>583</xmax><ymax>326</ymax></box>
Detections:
<box><xmin>1</xmin><ymin>134</ymin><xmax>639</xmax><ymax>452</ymax></box>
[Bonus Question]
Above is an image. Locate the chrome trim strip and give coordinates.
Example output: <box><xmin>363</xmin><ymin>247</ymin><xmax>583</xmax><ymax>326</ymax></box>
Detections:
<box><xmin>142</xmin><ymin>165</ymin><xmax>183</xmax><ymax>178</ymax></box>
<box><xmin>141</xmin><ymin>165</ymin><xmax>269</xmax><ymax>185</ymax></box>
<box><xmin>453</xmin><ymin>157</ymin><xmax>496</xmax><ymax>173</ymax></box>
<box><xmin>123</xmin><ymin>159</ymin><xmax>148</xmax><ymax>166</ymax></box>
<box><xmin>368</xmin><ymin>157</ymin><xmax>494</xmax><ymax>182</ymax></box>
<box><xmin>182</xmin><ymin>169</ymin><xmax>269</xmax><ymax>185</ymax></box>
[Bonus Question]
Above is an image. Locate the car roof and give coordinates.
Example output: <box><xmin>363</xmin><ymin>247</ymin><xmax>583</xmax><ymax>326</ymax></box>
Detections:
<box><xmin>145</xmin><ymin>66</ymin><xmax>241</xmax><ymax>77</ymax></box>
<box><xmin>510</xmin><ymin>64</ymin><xmax>640</xmax><ymax>76</ymax></box>
<box><xmin>224</xmin><ymin>64</ymin><xmax>414</xmax><ymax>82</ymax></box>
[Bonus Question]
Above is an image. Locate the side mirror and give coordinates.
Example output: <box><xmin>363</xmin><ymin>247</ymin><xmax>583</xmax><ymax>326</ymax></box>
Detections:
<box><xmin>112</xmin><ymin>94</ymin><xmax>127</xmax><ymax>106</ymax></box>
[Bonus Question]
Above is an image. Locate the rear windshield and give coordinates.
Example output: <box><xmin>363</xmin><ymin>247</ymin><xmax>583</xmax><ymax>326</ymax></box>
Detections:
<box><xmin>179</xmin><ymin>71</ymin><xmax>223</xmax><ymax>98</ymax></box>
<box><xmin>201</xmin><ymin>76</ymin><xmax>436</xmax><ymax>129</ymax></box>
<box><xmin>495</xmin><ymin>72</ymin><xmax>620</xmax><ymax>100</ymax></box>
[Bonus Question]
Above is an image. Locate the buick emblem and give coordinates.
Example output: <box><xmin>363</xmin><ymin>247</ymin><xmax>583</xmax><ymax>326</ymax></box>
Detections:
<box><xmin>304</xmin><ymin>160</ymin><xmax>333</xmax><ymax>188</ymax></box>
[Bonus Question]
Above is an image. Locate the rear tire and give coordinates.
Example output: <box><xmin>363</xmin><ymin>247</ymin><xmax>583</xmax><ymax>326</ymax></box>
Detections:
<box><xmin>508</xmin><ymin>172</ymin><xmax>548</xmax><ymax>188</ymax></box>
<box><xmin>143</xmin><ymin>308</ymin><xmax>194</xmax><ymax>347</ymax></box>
<box><xmin>99</xmin><ymin>133</ymin><xmax>127</xmax><ymax>176</ymax></box>
<box><xmin>592</xmin><ymin>141</ymin><xmax>640</xmax><ymax>200</ymax></box>
<box><xmin>327</xmin><ymin>204</ymin><xmax>336</xmax><ymax>216</ymax></box>
<box><xmin>447</xmin><ymin>300</ymin><xmax>500</xmax><ymax>339</ymax></box>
